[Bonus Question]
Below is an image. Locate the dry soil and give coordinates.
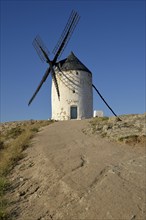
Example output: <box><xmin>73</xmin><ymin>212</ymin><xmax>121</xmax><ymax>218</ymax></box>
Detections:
<box><xmin>7</xmin><ymin>120</ymin><xmax>146</xmax><ymax>220</ymax></box>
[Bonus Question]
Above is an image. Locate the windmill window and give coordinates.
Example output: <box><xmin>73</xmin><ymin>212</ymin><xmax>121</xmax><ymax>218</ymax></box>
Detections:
<box><xmin>73</xmin><ymin>90</ymin><xmax>75</xmax><ymax>93</ymax></box>
<box><xmin>76</xmin><ymin>72</ymin><xmax>79</xmax><ymax>75</ymax></box>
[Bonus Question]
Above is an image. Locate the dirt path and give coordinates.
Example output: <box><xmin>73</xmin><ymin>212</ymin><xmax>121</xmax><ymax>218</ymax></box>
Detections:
<box><xmin>8</xmin><ymin>120</ymin><xmax>145</xmax><ymax>220</ymax></box>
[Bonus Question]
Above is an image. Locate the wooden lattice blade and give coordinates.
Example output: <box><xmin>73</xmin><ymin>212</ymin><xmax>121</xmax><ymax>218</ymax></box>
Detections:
<box><xmin>28</xmin><ymin>67</ymin><xmax>51</xmax><ymax>106</ymax></box>
<box><xmin>53</xmin><ymin>10</ymin><xmax>80</xmax><ymax>63</ymax></box>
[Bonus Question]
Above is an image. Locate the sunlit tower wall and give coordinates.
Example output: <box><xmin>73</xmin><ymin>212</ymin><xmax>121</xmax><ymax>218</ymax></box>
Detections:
<box><xmin>51</xmin><ymin>52</ymin><xmax>93</xmax><ymax>120</ymax></box>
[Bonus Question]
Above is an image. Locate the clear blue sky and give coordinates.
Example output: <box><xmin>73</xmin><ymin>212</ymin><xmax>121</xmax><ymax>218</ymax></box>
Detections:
<box><xmin>0</xmin><ymin>0</ymin><xmax>145</xmax><ymax>122</ymax></box>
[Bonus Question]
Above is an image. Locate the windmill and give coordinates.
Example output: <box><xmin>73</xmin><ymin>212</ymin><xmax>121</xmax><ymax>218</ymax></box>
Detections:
<box><xmin>28</xmin><ymin>10</ymin><xmax>121</xmax><ymax>121</ymax></box>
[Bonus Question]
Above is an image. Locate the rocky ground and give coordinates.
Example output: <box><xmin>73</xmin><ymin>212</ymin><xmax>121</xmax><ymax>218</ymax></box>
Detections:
<box><xmin>0</xmin><ymin>114</ymin><xmax>146</xmax><ymax>220</ymax></box>
<box><xmin>85</xmin><ymin>113</ymin><xmax>146</xmax><ymax>146</ymax></box>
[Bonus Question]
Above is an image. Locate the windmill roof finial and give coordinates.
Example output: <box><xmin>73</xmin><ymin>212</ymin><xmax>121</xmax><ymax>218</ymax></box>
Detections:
<box><xmin>58</xmin><ymin>52</ymin><xmax>92</xmax><ymax>73</ymax></box>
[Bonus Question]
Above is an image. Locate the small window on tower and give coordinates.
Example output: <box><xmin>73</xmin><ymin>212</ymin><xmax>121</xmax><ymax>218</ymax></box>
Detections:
<box><xmin>73</xmin><ymin>90</ymin><xmax>75</xmax><ymax>93</ymax></box>
<box><xmin>76</xmin><ymin>72</ymin><xmax>78</xmax><ymax>75</ymax></box>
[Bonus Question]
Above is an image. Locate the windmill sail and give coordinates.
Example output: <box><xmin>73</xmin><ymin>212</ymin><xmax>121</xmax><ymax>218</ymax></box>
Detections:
<box><xmin>28</xmin><ymin>67</ymin><xmax>51</xmax><ymax>105</ymax></box>
<box><xmin>53</xmin><ymin>10</ymin><xmax>80</xmax><ymax>62</ymax></box>
<box><xmin>28</xmin><ymin>10</ymin><xmax>80</xmax><ymax>105</ymax></box>
<box><xmin>33</xmin><ymin>35</ymin><xmax>50</xmax><ymax>63</ymax></box>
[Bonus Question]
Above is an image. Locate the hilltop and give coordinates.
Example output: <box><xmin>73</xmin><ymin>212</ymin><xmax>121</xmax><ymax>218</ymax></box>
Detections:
<box><xmin>0</xmin><ymin>114</ymin><xmax>145</xmax><ymax>219</ymax></box>
<box><xmin>1</xmin><ymin>113</ymin><xmax>145</xmax><ymax>147</ymax></box>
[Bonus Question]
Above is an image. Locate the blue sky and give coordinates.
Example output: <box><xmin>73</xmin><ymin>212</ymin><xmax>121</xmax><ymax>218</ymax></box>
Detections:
<box><xmin>0</xmin><ymin>0</ymin><xmax>145</xmax><ymax>122</ymax></box>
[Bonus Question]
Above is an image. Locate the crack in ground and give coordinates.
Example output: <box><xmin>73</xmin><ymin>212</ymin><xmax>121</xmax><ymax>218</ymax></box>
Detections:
<box><xmin>88</xmin><ymin>165</ymin><xmax>113</xmax><ymax>190</ymax></box>
<box><xmin>71</xmin><ymin>155</ymin><xmax>87</xmax><ymax>172</ymax></box>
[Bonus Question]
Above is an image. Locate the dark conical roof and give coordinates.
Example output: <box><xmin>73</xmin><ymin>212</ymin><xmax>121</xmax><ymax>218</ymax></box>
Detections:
<box><xmin>57</xmin><ymin>52</ymin><xmax>92</xmax><ymax>74</ymax></box>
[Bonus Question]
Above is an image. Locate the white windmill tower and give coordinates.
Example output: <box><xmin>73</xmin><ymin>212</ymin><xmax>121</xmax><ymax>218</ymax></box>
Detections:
<box><xmin>52</xmin><ymin>52</ymin><xmax>93</xmax><ymax>120</ymax></box>
<box><xmin>28</xmin><ymin>11</ymin><xmax>121</xmax><ymax>121</ymax></box>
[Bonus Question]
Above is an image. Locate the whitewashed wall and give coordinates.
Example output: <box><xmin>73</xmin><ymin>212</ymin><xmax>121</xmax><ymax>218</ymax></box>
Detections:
<box><xmin>51</xmin><ymin>69</ymin><xmax>93</xmax><ymax>120</ymax></box>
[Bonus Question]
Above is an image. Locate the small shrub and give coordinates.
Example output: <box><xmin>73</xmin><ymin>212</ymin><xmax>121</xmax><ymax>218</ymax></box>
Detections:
<box><xmin>101</xmin><ymin>132</ymin><xmax>107</xmax><ymax>138</ymax></box>
<box><xmin>0</xmin><ymin>198</ymin><xmax>8</xmax><ymax>220</ymax></box>
<box><xmin>0</xmin><ymin>177</ymin><xmax>8</xmax><ymax>219</ymax></box>
<box><xmin>0</xmin><ymin>141</ymin><xmax>4</xmax><ymax>150</ymax></box>
<box><xmin>31</xmin><ymin>127</ymin><xmax>39</xmax><ymax>132</ymax></box>
<box><xmin>0</xmin><ymin>178</ymin><xmax>8</xmax><ymax>197</ymax></box>
<box><xmin>6</xmin><ymin>126</ymin><xmax>24</xmax><ymax>139</ymax></box>
<box><xmin>94</xmin><ymin>116</ymin><xmax>109</xmax><ymax>121</ymax></box>
<box><xmin>118</xmin><ymin>135</ymin><xmax>139</xmax><ymax>144</ymax></box>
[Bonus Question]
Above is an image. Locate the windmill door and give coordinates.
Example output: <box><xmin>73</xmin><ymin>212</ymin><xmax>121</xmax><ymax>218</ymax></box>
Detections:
<box><xmin>70</xmin><ymin>106</ymin><xmax>77</xmax><ymax>119</ymax></box>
